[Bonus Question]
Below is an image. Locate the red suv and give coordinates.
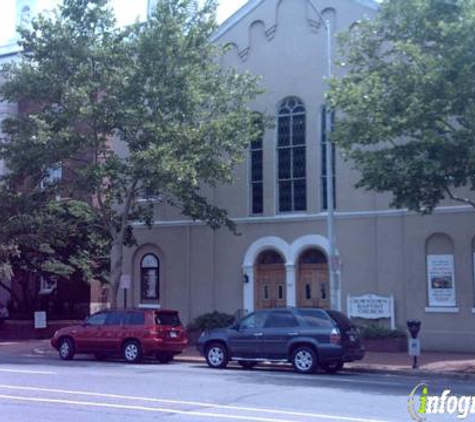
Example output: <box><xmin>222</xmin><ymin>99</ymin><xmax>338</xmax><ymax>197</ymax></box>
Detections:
<box><xmin>51</xmin><ymin>309</ymin><xmax>188</xmax><ymax>363</ymax></box>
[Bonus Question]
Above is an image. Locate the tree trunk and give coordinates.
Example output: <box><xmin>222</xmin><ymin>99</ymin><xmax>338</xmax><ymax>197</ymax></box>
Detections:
<box><xmin>109</xmin><ymin>237</ymin><xmax>124</xmax><ymax>309</ymax></box>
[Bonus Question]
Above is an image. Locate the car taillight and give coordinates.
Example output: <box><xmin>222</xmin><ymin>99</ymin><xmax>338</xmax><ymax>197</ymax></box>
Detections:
<box><xmin>148</xmin><ymin>327</ymin><xmax>163</xmax><ymax>337</ymax></box>
<box><xmin>330</xmin><ymin>328</ymin><xmax>341</xmax><ymax>345</ymax></box>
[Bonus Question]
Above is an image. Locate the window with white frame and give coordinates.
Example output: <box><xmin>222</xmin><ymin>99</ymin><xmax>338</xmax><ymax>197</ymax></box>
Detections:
<box><xmin>277</xmin><ymin>97</ymin><xmax>306</xmax><ymax>212</ymax></box>
<box><xmin>39</xmin><ymin>276</ymin><xmax>57</xmax><ymax>294</ymax></box>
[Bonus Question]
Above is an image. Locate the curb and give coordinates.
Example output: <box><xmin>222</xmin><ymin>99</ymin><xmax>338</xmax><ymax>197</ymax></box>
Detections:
<box><xmin>344</xmin><ymin>366</ymin><xmax>475</xmax><ymax>381</ymax></box>
<box><xmin>26</xmin><ymin>347</ymin><xmax>475</xmax><ymax>381</ymax></box>
<box><xmin>175</xmin><ymin>355</ymin><xmax>475</xmax><ymax>381</ymax></box>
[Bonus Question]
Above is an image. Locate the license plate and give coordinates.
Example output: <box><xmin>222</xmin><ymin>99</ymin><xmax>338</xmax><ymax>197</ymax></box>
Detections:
<box><xmin>169</xmin><ymin>331</ymin><xmax>178</xmax><ymax>338</ymax></box>
<box><xmin>349</xmin><ymin>334</ymin><xmax>356</xmax><ymax>342</ymax></box>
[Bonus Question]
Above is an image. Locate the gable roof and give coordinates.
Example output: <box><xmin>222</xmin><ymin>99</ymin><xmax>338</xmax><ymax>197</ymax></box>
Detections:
<box><xmin>211</xmin><ymin>0</ymin><xmax>379</xmax><ymax>42</ymax></box>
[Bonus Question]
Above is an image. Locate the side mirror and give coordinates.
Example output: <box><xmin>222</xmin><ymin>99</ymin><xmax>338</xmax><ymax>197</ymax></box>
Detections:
<box><xmin>231</xmin><ymin>322</ymin><xmax>240</xmax><ymax>331</ymax></box>
<box><xmin>81</xmin><ymin>319</ymin><xmax>89</xmax><ymax>327</ymax></box>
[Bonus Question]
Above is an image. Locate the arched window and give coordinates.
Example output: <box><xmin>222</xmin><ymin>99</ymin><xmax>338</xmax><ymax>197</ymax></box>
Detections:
<box><xmin>250</xmin><ymin>113</ymin><xmax>264</xmax><ymax>215</ymax></box>
<box><xmin>140</xmin><ymin>254</ymin><xmax>160</xmax><ymax>301</ymax></box>
<box><xmin>277</xmin><ymin>97</ymin><xmax>306</xmax><ymax>212</ymax></box>
<box><xmin>258</xmin><ymin>250</ymin><xmax>285</xmax><ymax>265</ymax></box>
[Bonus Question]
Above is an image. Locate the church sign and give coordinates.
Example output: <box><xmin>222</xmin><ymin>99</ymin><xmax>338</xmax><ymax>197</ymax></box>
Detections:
<box><xmin>347</xmin><ymin>294</ymin><xmax>395</xmax><ymax>330</ymax></box>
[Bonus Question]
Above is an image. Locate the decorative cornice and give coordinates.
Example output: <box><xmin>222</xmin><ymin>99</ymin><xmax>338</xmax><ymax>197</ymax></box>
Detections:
<box><xmin>211</xmin><ymin>0</ymin><xmax>265</xmax><ymax>42</ymax></box>
<box><xmin>211</xmin><ymin>0</ymin><xmax>379</xmax><ymax>43</ymax></box>
<box><xmin>133</xmin><ymin>205</ymin><xmax>475</xmax><ymax>228</ymax></box>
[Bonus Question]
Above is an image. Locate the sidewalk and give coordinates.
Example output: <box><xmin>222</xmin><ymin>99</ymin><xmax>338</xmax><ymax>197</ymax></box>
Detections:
<box><xmin>2</xmin><ymin>340</ymin><xmax>475</xmax><ymax>379</ymax></box>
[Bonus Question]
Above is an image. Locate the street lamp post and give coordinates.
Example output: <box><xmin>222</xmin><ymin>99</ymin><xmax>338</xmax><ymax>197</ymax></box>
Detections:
<box><xmin>308</xmin><ymin>2</ymin><xmax>340</xmax><ymax>311</ymax></box>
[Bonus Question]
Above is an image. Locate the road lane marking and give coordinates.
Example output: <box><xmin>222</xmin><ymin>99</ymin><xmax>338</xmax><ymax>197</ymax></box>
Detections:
<box><xmin>0</xmin><ymin>369</ymin><xmax>56</xmax><ymax>375</ymax></box>
<box><xmin>0</xmin><ymin>385</ymin><xmax>391</xmax><ymax>422</ymax></box>
<box><xmin>0</xmin><ymin>394</ymin><xmax>392</xmax><ymax>422</ymax></box>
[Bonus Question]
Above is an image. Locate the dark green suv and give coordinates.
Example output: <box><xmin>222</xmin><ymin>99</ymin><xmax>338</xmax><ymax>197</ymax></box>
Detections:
<box><xmin>197</xmin><ymin>308</ymin><xmax>364</xmax><ymax>374</ymax></box>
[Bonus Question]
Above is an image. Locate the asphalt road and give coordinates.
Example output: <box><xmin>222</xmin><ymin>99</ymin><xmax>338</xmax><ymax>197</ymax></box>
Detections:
<box><xmin>0</xmin><ymin>348</ymin><xmax>473</xmax><ymax>422</ymax></box>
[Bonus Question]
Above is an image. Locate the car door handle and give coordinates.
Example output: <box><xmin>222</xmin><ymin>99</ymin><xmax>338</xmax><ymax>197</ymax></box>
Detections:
<box><xmin>254</xmin><ymin>333</ymin><xmax>263</xmax><ymax>337</ymax></box>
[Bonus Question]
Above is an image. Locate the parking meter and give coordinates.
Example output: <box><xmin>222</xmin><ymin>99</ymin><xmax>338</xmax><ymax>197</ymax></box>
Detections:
<box><xmin>406</xmin><ymin>320</ymin><xmax>421</xmax><ymax>339</ymax></box>
<box><xmin>406</xmin><ymin>320</ymin><xmax>422</xmax><ymax>368</ymax></box>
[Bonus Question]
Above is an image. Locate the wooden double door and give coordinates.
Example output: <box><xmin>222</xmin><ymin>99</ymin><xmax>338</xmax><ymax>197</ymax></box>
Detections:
<box><xmin>255</xmin><ymin>264</ymin><xmax>286</xmax><ymax>310</ymax></box>
<box><xmin>297</xmin><ymin>263</ymin><xmax>330</xmax><ymax>309</ymax></box>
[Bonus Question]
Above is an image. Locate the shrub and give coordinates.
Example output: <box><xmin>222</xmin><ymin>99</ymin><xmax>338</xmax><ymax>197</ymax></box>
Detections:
<box><xmin>187</xmin><ymin>311</ymin><xmax>235</xmax><ymax>331</ymax></box>
<box><xmin>358</xmin><ymin>324</ymin><xmax>406</xmax><ymax>339</ymax></box>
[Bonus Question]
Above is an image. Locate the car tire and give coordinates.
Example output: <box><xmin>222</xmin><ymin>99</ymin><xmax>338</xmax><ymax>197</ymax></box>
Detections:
<box><xmin>58</xmin><ymin>338</ymin><xmax>75</xmax><ymax>361</ymax></box>
<box><xmin>205</xmin><ymin>343</ymin><xmax>228</xmax><ymax>369</ymax></box>
<box><xmin>156</xmin><ymin>353</ymin><xmax>172</xmax><ymax>364</ymax></box>
<box><xmin>238</xmin><ymin>360</ymin><xmax>257</xmax><ymax>370</ymax></box>
<box><xmin>321</xmin><ymin>361</ymin><xmax>344</xmax><ymax>374</ymax></box>
<box><xmin>94</xmin><ymin>353</ymin><xmax>107</xmax><ymax>361</ymax></box>
<box><xmin>123</xmin><ymin>340</ymin><xmax>142</xmax><ymax>364</ymax></box>
<box><xmin>292</xmin><ymin>346</ymin><xmax>317</xmax><ymax>374</ymax></box>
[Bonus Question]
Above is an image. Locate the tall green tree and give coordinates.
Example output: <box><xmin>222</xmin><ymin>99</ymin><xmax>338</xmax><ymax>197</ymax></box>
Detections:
<box><xmin>0</xmin><ymin>190</ymin><xmax>110</xmax><ymax>312</ymax></box>
<box><xmin>0</xmin><ymin>0</ymin><xmax>261</xmax><ymax>307</ymax></box>
<box><xmin>329</xmin><ymin>0</ymin><xmax>475</xmax><ymax>213</ymax></box>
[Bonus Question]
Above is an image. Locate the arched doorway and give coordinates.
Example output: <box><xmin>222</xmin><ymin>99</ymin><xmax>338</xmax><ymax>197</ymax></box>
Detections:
<box><xmin>255</xmin><ymin>250</ymin><xmax>286</xmax><ymax>309</ymax></box>
<box><xmin>297</xmin><ymin>249</ymin><xmax>329</xmax><ymax>308</ymax></box>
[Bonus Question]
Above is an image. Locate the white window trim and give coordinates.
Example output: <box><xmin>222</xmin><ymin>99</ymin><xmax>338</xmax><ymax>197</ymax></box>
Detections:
<box><xmin>39</xmin><ymin>277</ymin><xmax>57</xmax><ymax>295</ymax></box>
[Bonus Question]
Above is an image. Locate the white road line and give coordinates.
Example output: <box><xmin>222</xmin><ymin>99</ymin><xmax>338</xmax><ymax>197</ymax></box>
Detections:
<box><xmin>0</xmin><ymin>394</ymin><xmax>392</xmax><ymax>422</ymax></box>
<box><xmin>0</xmin><ymin>385</ymin><xmax>391</xmax><ymax>422</ymax></box>
<box><xmin>0</xmin><ymin>369</ymin><xmax>56</xmax><ymax>375</ymax></box>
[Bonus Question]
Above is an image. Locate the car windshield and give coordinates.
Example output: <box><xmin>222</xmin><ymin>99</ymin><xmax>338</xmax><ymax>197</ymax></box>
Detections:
<box><xmin>155</xmin><ymin>312</ymin><xmax>181</xmax><ymax>327</ymax></box>
<box><xmin>326</xmin><ymin>310</ymin><xmax>355</xmax><ymax>330</ymax></box>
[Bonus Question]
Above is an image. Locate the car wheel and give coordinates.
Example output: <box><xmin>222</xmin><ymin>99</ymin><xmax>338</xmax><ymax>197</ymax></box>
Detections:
<box><xmin>292</xmin><ymin>346</ymin><xmax>317</xmax><ymax>374</ymax></box>
<box><xmin>123</xmin><ymin>340</ymin><xmax>142</xmax><ymax>364</ymax></box>
<box><xmin>238</xmin><ymin>360</ymin><xmax>257</xmax><ymax>370</ymax></box>
<box><xmin>321</xmin><ymin>361</ymin><xmax>344</xmax><ymax>374</ymax></box>
<box><xmin>94</xmin><ymin>353</ymin><xmax>107</xmax><ymax>361</ymax></box>
<box><xmin>156</xmin><ymin>353</ymin><xmax>172</xmax><ymax>364</ymax></box>
<box><xmin>205</xmin><ymin>343</ymin><xmax>228</xmax><ymax>369</ymax></box>
<box><xmin>58</xmin><ymin>338</ymin><xmax>75</xmax><ymax>361</ymax></box>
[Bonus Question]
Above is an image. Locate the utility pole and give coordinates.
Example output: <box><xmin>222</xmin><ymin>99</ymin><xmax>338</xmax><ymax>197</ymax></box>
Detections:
<box><xmin>309</xmin><ymin>1</ymin><xmax>340</xmax><ymax>310</ymax></box>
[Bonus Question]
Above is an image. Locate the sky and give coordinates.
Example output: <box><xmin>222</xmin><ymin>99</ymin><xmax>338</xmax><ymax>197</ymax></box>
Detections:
<box><xmin>0</xmin><ymin>0</ymin><xmax>248</xmax><ymax>46</ymax></box>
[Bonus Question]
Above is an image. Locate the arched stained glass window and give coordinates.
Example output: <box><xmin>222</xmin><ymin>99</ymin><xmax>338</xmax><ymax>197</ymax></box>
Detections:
<box><xmin>277</xmin><ymin>97</ymin><xmax>306</xmax><ymax>212</ymax></box>
<box><xmin>141</xmin><ymin>254</ymin><xmax>160</xmax><ymax>301</ymax></box>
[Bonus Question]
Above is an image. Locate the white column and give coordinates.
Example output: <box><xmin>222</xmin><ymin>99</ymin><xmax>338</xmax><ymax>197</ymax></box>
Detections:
<box><xmin>243</xmin><ymin>265</ymin><xmax>254</xmax><ymax>314</ymax></box>
<box><xmin>285</xmin><ymin>264</ymin><xmax>297</xmax><ymax>307</ymax></box>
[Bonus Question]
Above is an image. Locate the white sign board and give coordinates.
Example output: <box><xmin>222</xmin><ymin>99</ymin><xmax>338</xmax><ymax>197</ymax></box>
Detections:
<box><xmin>408</xmin><ymin>338</ymin><xmax>421</xmax><ymax>357</ymax></box>
<box><xmin>427</xmin><ymin>255</ymin><xmax>456</xmax><ymax>307</ymax></box>
<box><xmin>120</xmin><ymin>274</ymin><xmax>132</xmax><ymax>290</ymax></box>
<box><xmin>34</xmin><ymin>311</ymin><xmax>47</xmax><ymax>329</ymax></box>
<box><xmin>347</xmin><ymin>294</ymin><xmax>395</xmax><ymax>330</ymax></box>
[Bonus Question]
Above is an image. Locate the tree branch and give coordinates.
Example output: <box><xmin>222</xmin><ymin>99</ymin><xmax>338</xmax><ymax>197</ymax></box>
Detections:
<box><xmin>444</xmin><ymin>187</ymin><xmax>475</xmax><ymax>209</ymax></box>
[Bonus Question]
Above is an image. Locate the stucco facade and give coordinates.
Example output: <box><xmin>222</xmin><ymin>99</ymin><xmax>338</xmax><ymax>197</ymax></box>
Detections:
<box><xmin>119</xmin><ymin>0</ymin><xmax>475</xmax><ymax>352</ymax></box>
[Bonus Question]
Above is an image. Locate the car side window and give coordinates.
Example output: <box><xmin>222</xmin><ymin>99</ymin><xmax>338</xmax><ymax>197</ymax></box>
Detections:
<box><xmin>296</xmin><ymin>309</ymin><xmax>334</xmax><ymax>328</ymax></box>
<box><xmin>240</xmin><ymin>312</ymin><xmax>268</xmax><ymax>329</ymax></box>
<box><xmin>264</xmin><ymin>311</ymin><xmax>299</xmax><ymax>328</ymax></box>
<box><xmin>125</xmin><ymin>312</ymin><xmax>145</xmax><ymax>325</ymax></box>
<box><xmin>87</xmin><ymin>313</ymin><xmax>107</xmax><ymax>326</ymax></box>
<box><xmin>105</xmin><ymin>311</ymin><xmax>125</xmax><ymax>326</ymax></box>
